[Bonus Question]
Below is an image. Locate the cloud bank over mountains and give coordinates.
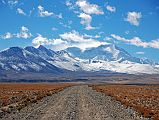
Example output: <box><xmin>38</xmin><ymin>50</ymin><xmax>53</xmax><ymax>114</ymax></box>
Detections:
<box><xmin>32</xmin><ymin>30</ymin><xmax>107</xmax><ymax>51</ymax></box>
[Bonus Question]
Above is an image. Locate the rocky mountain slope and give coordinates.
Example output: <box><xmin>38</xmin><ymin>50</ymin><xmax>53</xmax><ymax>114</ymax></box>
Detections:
<box><xmin>0</xmin><ymin>45</ymin><xmax>158</xmax><ymax>74</ymax></box>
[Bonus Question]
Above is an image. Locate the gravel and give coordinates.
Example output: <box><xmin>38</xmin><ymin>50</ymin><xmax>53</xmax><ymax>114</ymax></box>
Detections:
<box><xmin>1</xmin><ymin>85</ymin><xmax>151</xmax><ymax>120</ymax></box>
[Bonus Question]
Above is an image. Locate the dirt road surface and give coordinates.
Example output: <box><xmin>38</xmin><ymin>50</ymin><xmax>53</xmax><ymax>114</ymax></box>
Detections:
<box><xmin>2</xmin><ymin>85</ymin><xmax>149</xmax><ymax>120</ymax></box>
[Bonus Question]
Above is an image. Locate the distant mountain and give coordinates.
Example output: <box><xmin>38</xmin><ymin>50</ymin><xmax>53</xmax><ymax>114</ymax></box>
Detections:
<box><xmin>65</xmin><ymin>44</ymin><xmax>159</xmax><ymax>74</ymax></box>
<box><xmin>0</xmin><ymin>45</ymin><xmax>158</xmax><ymax>75</ymax></box>
<box><xmin>66</xmin><ymin>44</ymin><xmax>155</xmax><ymax>64</ymax></box>
<box><xmin>0</xmin><ymin>46</ymin><xmax>63</xmax><ymax>73</ymax></box>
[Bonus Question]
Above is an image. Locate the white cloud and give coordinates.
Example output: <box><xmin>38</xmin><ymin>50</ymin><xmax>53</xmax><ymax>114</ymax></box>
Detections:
<box><xmin>83</xmin><ymin>34</ymin><xmax>100</xmax><ymax>39</ymax></box>
<box><xmin>111</xmin><ymin>34</ymin><xmax>159</xmax><ymax>49</ymax></box>
<box><xmin>76</xmin><ymin>0</ymin><xmax>104</xmax><ymax>15</ymax></box>
<box><xmin>66</xmin><ymin>0</ymin><xmax>75</xmax><ymax>10</ymax></box>
<box><xmin>136</xmin><ymin>52</ymin><xmax>145</xmax><ymax>55</ymax></box>
<box><xmin>60</xmin><ymin>30</ymin><xmax>86</xmax><ymax>42</ymax></box>
<box><xmin>56</xmin><ymin>13</ymin><xmax>63</xmax><ymax>19</ymax></box>
<box><xmin>1</xmin><ymin>26</ymin><xmax>32</xmax><ymax>39</ymax></box>
<box><xmin>149</xmin><ymin>39</ymin><xmax>159</xmax><ymax>49</ymax></box>
<box><xmin>2</xmin><ymin>32</ymin><xmax>13</xmax><ymax>39</ymax></box>
<box><xmin>53</xmin><ymin>39</ymin><xmax>67</xmax><ymax>45</ymax></box>
<box><xmin>32</xmin><ymin>34</ymin><xmax>50</xmax><ymax>47</ymax></box>
<box><xmin>32</xmin><ymin>35</ymin><xmax>69</xmax><ymax>51</ymax></box>
<box><xmin>7</xmin><ymin>0</ymin><xmax>18</xmax><ymax>8</ymax></box>
<box><xmin>66</xmin><ymin>0</ymin><xmax>104</xmax><ymax>30</ymax></box>
<box><xmin>16</xmin><ymin>26</ymin><xmax>32</xmax><ymax>39</ymax></box>
<box><xmin>59</xmin><ymin>30</ymin><xmax>107</xmax><ymax>51</ymax></box>
<box><xmin>51</xmin><ymin>39</ymin><xmax>69</xmax><ymax>51</ymax></box>
<box><xmin>78</xmin><ymin>13</ymin><xmax>95</xmax><ymax>30</ymax></box>
<box><xmin>125</xmin><ymin>30</ymin><xmax>129</xmax><ymax>34</ymax></box>
<box><xmin>66</xmin><ymin>0</ymin><xmax>72</xmax><ymax>6</ymax></box>
<box><xmin>32</xmin><ymin>31</ymin><xmax>107</xmax><ymax>51</ymax></box>
<box><xmin>125</xmin><ymin>12</ymin><xmax>142</xmax><ymax>26</ymax></box>
<box><xmin>59</xmin><ymin>22</ymin><xmax>71</xmax><ymax>29</ymax></box>
<box><xmin>94</xmin><ymin>35</ymin><xmax>100</xmax><ymax>38</ymax></box>
<box><xmin>17</xmin><ymin>8</ymin><xmax>26</xmax><ymax>16</ymax></box>
<box><xmin>38</xmin><ymin>5</ymin><xmax>62</xmax><ymax>19</ymax></box>
<box><xmin>52</xmin><ymin>27</ymin><xmax>58</xmax><ymax>31</ymax></box>
<box><xmin>29</xmin><ymin>7</ymin><xmax>35</xmax><ymax>16</ymax></box>
<box><xmin>105</xmin><ymin>37</ymin><xmax>112</xmax><ymax>41</ymax></box>
<box><xmin>38</xmin><ymin>5</ymin><xmax>54</xmax><ymax>17</ymax></box>
<box><xmin>106</xmin><ymin>5</ymin><xmax>116</xmax><ymax>12</ymax></box>
<box><xmin>2</xmin><ymin>0</ymin><xmax>19</xmax><ymax>9</ymax></box>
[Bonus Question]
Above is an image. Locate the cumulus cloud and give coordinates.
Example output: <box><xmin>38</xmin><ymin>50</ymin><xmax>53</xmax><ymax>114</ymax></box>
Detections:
<box><xmin>1</xmin><ymin>32</ymin><xmax>13</xmax><ymax>39</ymax></box>
<box><xmin>32</xmin><ymin>34</ymin><xmax>68</xmax><ymax>51</ymax></box>
<box><xmin>7</xmin><ymin>0</ymin><xmax>18</xmax><ymax>8</ymax></box>
<box><xmin>104</xmin><ymin>37</ymin><xmax>112</xmax><ymax>41</ymax></box>
<box><xmin>1</xmin><ymin>0</ymin><xmax>19</xmax><ymax>9</ymax></box>
<box><xmin>66</xmin><ymin>0</ymin><xmax>75</xmax><ymax>10</ymax></box>
<box><xmin>106</xmin><ymin>5</ymin><xmax>116</xmax><ymax>12</ymax></box>
<box><xmin>1</xmin><ymin>26</ymin><xmax>32</xmax><ymax>39</ymax></box>
<box><xmin>16</xmin><ymin>26</ymin><xmax>32</xmax><ymax>39</ymax></box>
<box><xmin>59</xmin><ymin>31</ymin><xmax>107</xmax><ymax>51</ymax></box>
<box><xmin>66</xmin><ymin>0</ymin><xmax>103</xmax><ymax>30</ymax></box>
<box><xmin>32</xmin><ymin>34</ymin><xmax>50</xmax><ymax>47</ymax></box>
<box><xmin>76</xmin><ymin>0</ymin><xmax>104</xmax><ymax>30</ymax></box>
<box><xmin>78</xmin><ymin>13</ymin><xmax>95</xmax><ymax>30</ymax></box>
<box><xmin>111</xmin><ymin>34</ymin><xmax>159</xmax><ymax>49</ymax></box>
<box><xmin>32</xmin><ymin>31</ymin><xmax>107</xmax><ymax>51</ymax></box>
<box><xmin>83</xmin><ymin>34</ymin><xmax>100</xmax><ymax>39</ymax></box>
<box><xmin>125</xmin><ymin>30</ymin><xmax>130</xmax><ymax>35</ymax></box>
<box><xmin>38</xmin><ymin>5</ymin><xmax>62</xmax><ymax>19</ymax></box>
<box><xmin>17</xmin><ymin>8</ymin><xmax>26</xmax><ymax>16</ymax></box>
<box><xmin>52</xmin><ymin>27</ymin><xmax>58</xmax><ymax>31</ymax></box>
<box><xmin>57</xmin><ymin>13</ymin><xmax>63</xmax><ymax>19</ymax></box>
<box><xmin>76</xmin><ymin>0</ymin><xmax>104</xmax><ymax>15</ymax></box>
<box><xmin>125</xmin><ymin>12</ymin><xmax>142</xmax><ymax>26</ymax></box>
<box><xmin>38</xmin><ymin>5</ymin><xmax>53</xmax><ymax>17</ymax></box>
<box><xmin>66</xmin><ymin>0</ymin><xmax>72</xmax><ymax>7</ymax></box>
<box><xmin>51</xmin><ymin>39</ymin><xmax>69</xmax><ymax>51</ymax></box>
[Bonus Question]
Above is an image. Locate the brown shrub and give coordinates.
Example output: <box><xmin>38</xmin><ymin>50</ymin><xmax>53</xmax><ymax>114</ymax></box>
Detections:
<box><xmin>0</xmin><ymin>83</ymin><xmax>74</xmax><ymax>113</ymax></box>
<box><xmin>92</xmin><ymin>85</ymin><xmax>159</xmax><ymax>120</ymax></box>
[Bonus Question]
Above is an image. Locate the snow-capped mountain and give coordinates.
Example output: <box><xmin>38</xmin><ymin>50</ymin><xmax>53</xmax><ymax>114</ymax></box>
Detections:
<box><xmin>0</xmin><ymin>45</ymin><xmax>80</xmax><ymax>73</ymax></box>
<box><xmin>65</xmin><ymin>44</ymin><xmax>159</xmax><ymax>74</ymax></box>
<box><xmin>25</xmin><ymin>45</ymin><xmax>81</xmax><ymax>71</ymax></box>
<box><xmin>0</xmin><ymin>45</ymin><xmax>158</xmax><ymax>74</ymax></box>
<box><xmin>66</xmin><ymin>44</ymin><xmax>154</xmax><ymax>64</ymax></box>
<box><xmin>0</xmin><ymin>46</ymin><xmax>63</xmax><ymax>73</ymax></box>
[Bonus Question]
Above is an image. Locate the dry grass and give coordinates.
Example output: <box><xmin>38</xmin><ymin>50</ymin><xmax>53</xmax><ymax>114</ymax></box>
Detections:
<box><xmin>0</xmin><ymin>83</ymin><xmax>74</xmax><ymax>113</ymax></box>
<box><xmin>91</xmin><ymin>84</ymin><xmax>159</xmax><ymax>120</ymax></box>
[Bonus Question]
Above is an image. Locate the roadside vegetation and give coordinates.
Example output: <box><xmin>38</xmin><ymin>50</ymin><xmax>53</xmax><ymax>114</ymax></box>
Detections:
<box><xmin>0</xmin><ymin>83</ymin><xmax>74</xmax><ymax>116</ymax></box>
<box><xmin>91</xmin><ymin>84</ymin><xmax>159</xmax><ymax>120</ymax></box>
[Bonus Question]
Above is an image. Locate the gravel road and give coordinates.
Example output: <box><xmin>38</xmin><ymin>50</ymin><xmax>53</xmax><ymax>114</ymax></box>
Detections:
<box><xmin>1</xmin><ymin>85</ymin><xmax>149</xmax><ymax>120</ymax></box>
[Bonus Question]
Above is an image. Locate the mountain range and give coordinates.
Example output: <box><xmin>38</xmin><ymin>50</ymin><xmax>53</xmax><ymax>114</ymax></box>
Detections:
<box><xmin>0</xmin><ymin>44</ymin><xmax>159</xmax><ymax>75</ymax></box>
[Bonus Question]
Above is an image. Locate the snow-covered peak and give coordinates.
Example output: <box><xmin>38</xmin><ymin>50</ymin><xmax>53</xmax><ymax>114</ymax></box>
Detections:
<box><xmin>38</xmin><ymin>45</ymin><xmax>48</xmax><ymax>51</ymax></box>
<box><xmin>0</xmin><ymin>45</ymin><xmax>158</xmax><ymax>74</ymax></box>
<box><xmin>0</xmin><ymin>47</ymin><xmax>26</xmax><ymax>58</ymax></box>
<box><xmin>25</xmin><ymin>46</ymin><xmax>39</xmax><ymax>55</ymax></box>
<box><xmin>104</xmin><ymin>44</ymin><xmax>120</xmax><ymax>59</ymax></box>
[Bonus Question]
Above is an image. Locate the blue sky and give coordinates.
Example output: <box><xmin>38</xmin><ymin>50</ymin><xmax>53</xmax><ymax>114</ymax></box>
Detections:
<box><xmin>0</xmin><ymin>0</ymin><xmax>159</xmax><ymax>62</ymax></box>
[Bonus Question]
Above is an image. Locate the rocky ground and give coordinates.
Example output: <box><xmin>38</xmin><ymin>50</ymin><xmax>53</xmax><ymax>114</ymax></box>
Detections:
<box><xmin>1</xmin><ymin>85</ymin><xmax>150</xmax><ymax>120</ymax></box>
